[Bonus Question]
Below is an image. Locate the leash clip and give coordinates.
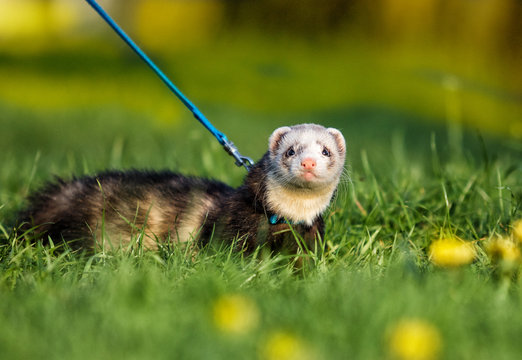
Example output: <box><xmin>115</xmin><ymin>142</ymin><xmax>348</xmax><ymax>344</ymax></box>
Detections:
<box><xmin>222</xmin><ymin>139</ymin><xmax>255</xmax><ymax>171</ymax></box>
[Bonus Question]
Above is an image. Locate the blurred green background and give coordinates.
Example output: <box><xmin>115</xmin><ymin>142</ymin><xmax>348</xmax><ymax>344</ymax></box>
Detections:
<box><xmin>0</xmin><ymin>0</ymin><xmax>521</xmax><ymax>185</ymax></box>
<box><xmin>1</xmin><ymin>4</ymin><xmax>522</xmax><ymax>358</ymax></box>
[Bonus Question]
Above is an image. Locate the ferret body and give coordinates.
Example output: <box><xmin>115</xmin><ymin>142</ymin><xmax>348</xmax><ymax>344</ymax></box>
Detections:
<box><xmin>17</xmin><ymin>124</ymin><xmax>346</xmax><ymax>254</ymax></box>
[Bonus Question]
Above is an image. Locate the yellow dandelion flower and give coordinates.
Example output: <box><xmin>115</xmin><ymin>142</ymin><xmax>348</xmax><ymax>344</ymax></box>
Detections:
<box><xmin>487</xmin><ymin>237</ymin><xmax>521</xmax><ymax>264</ymax></box>
<box><xmin>261</xmin><ymin>331</ymin><xmax>313</xmax><ymax>360</ymax></box>
<box><xmin>512</xmin><ymin>219</ymin><xmax>522</xmax><ymax>244</ymax></box>
<box><xmin>429</xmin><ymin>238</ymin><xmax>475</xmax><ymax>267</ymax></box>
<box><xmin>212</xmin><ymin>294</ymin><xmax>259</xmax><ymax>334</ymax></box>
<box><xmin>389</xmin><ymin>319</ymin><xmax>442</xmax><ymax>360</ymax></box>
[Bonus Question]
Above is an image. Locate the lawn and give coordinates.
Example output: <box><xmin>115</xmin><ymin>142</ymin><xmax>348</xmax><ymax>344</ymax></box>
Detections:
<box><xmin>1</xmin><ymin>36</ymin><xmax>521</xmax><ymax>360</ymax></box>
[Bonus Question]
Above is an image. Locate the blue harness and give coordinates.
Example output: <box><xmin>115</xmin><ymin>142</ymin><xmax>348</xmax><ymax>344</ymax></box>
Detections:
<box><xmin>269</xmin><ymin>214</ymin><xmax>304</xmax><ymax>226</ymax></box>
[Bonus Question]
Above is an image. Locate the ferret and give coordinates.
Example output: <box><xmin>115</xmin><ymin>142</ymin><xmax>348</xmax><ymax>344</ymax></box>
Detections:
<box><xmin>17</xmin><ymin>124</ymin><xmax>346</xmax><ymax>254</ymax></box>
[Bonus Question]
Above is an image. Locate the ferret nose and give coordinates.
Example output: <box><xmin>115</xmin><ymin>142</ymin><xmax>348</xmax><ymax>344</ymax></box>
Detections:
<box><xmin>301</xmin><ymin>158</ymin><xmax>316</xmax><ymax>170</ymax></box>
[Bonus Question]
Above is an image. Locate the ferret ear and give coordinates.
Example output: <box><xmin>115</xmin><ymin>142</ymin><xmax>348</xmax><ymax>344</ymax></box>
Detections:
<box><xmin>327</xmin><ymin>128</ymin><xmax>346</xmax><ymax>153</ymax></box>
<box><xmin>269</xmin><ymin>126</ymin><xmax>292</xmax><ymax>153</ymax></box>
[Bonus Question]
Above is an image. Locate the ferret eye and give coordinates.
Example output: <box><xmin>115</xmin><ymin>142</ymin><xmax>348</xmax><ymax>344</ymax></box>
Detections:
<box><xmin>322</xmin><ymin>147</ymin><xmax>331</xmax><ymax>157</ymax></box>
<box><xmin>285</xmin><ymin>147</ymin><xmax>295</xmax><ymax>157</ymax></box>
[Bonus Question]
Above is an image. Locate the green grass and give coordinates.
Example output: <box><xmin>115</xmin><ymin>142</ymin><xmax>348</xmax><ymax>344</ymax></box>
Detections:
<box><xmin>1</xmin><ymin>100</ymin><xmax>521</xmax><ymax>359</ymax></box>
<box><xmin>1</xmin><ymin>42</ymin><xmax>522</xmax><ymax>359</ymax></box>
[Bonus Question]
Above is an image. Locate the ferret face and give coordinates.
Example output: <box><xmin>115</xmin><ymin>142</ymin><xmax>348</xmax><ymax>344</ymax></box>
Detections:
<box><xmin>268</xmin><ymin>124</ymin><xmax>346</xmax><ymax>190</ymax></box>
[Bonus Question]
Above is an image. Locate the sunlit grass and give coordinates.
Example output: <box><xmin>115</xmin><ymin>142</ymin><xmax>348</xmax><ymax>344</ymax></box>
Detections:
<box><xmin>0</xmin><ymin>43</ymin><xmax>521</xmax><ymax>359</ymax></box>
<box><xmin>0</xmin><ymin>34</ymin><xmax>520</xmax><ymax>138</ymax></box>
<box><xmin>1</xmin><ymin>108</ymin><xmax>521</xmax><ymax>359</ymax></box>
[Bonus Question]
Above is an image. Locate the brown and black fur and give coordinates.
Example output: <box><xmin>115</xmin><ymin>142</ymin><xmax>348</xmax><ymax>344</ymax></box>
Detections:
<box><xmin>16</xmin><ymin>124</ymin><xmax>345</xmax><ymax>255</ymax></box>
<box><xmin>199</xmin><ymin>153</ymin><xmax>326</xmax><ymax>253</ymax></box>
<box><xmin>17</xmin><ymin>157</ymin><xmax>322</xmax><ymax>253</ymax></box>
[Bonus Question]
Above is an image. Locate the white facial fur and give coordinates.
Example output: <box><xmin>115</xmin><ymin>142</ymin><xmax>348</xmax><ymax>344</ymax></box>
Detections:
<box><xmin>266</xmin><ymin>124</ymin><xmax>346</xmax><ymax>225</ymax></box>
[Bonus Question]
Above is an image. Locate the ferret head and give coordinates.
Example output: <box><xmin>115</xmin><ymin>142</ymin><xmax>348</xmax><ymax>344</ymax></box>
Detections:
<box><xmin>267</xmin><ymin>124</ymin><xmax>346</xmax><ymax>190</ymax></box>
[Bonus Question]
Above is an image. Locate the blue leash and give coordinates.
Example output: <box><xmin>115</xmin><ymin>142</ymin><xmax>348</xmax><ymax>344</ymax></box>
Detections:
<box><xmin>85</xmin><ymin>0</ymin><xmax>254</xmax><ymax>171</ymax></box>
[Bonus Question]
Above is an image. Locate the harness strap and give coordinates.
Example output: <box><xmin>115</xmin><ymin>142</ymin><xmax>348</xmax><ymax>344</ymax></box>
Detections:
<box><xmin>268</xmin><ymin>214</ymin><xmax>304</xmax><ymax>226</ymax></box>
